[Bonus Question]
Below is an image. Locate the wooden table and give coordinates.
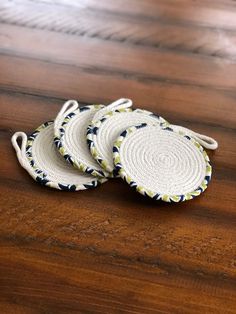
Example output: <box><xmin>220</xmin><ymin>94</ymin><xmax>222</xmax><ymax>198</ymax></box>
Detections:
<box><xmin>0</xmin><ymin>0</ymin><xmax>236</xmax><ymax>313</ymax></box>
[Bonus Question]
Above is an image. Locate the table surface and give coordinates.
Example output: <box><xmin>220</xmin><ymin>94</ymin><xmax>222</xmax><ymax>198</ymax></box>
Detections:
<box><xmin>1</xmin><ymin>0</ymin><xmax>236</xmax><ymax>313</ymax></box>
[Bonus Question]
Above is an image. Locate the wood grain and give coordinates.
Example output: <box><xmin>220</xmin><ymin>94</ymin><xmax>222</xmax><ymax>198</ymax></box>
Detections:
<box><xmin>0</xmin><ymin>0</ymin><xmax>236</xmax><ymax>313</ymax></box>
<box><xmin>1</xmin><ymin>0</ymin><xmax>236</xmax><ymax>60</ymax></box>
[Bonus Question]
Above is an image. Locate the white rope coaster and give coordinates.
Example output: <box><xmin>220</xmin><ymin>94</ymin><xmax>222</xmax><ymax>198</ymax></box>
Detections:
<box><xmin>54</xmin><ymin>99</ymin><xmax>132</xmax><ymax>178</ymax></box>
<box><xmin>87</xmin><ymin>109</ymin><xmax>168</xmax><ymax>176</ymax></box>
<box><xmin>113</xmin><ymin>124</ymin><xmax>212</xmax><ymax>202</ymax></box>
<box><xmin>11</xmin><ymin>121</ymin><xmax>107</xmax><ymax>190</ymax></box>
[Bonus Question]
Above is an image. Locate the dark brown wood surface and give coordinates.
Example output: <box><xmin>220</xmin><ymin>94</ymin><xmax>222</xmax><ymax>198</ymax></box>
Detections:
<box><xmin>0</xmin><ymin>0</ymin><xmax>236</xmax><ymax>313</ymax></box>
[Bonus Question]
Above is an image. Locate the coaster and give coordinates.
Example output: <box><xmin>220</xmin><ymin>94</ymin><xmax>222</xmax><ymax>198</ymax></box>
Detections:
<box><xmin>54</xmin><ymin>99</ymin><xmax>132</xmax><ymax>178</ymax></box>
<box><xmin>113</xmin><ymin>124</ymin><xmax>212</xmax><ymax>202</ymax></box>
<box><xmin>87</xmin><ymin>109</ymin><xmax>168</xmax><ymax>176</ymax></box>
<box><xmin>11</xmin><ymin>121</ymin><xmax>107</xmax><ymax>190</ymax></box>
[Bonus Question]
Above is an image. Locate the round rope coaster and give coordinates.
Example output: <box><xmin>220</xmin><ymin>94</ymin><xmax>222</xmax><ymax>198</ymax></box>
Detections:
<box><xmin>54</xmin><ymin>99</ymin><xmax>132</xmax><ymax>178</ymax></box>
<box><xmin>113</xmin><ymin>124</ymin><xmax>212</xmax><ymax>202</ymax></box>
<box><xmin>11</xmin><ymin>121</ymin><xmax>107</xmax><ymax>191</ymax></box>
<box><xmin>87</xmin><ymin>109</ymin><xmax>168</xmax><ymax>176</ymax></box>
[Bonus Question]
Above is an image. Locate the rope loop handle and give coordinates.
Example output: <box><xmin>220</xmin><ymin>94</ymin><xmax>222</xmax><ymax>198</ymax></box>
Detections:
<box><xmin>171</xmin><ymin>125</ymin><xmax>218</xmax><ymax>150</ymax></box>
<box><xmin>11</xmin><ymin>132</ymin><xmax>29</xmax><ymax>168</ymax></box>
<box><xmin>54</xmin><ymin>99</ymin><xmax>79</xmax><ymax>132</ymax></box>
<box><xmin>92</xmin><ymin>98</ymin><xmax>132</xmax><ymax>122</ymax></box>
<box><xmin>57</xmin><ymin>100</ymin><xmax>79</xmax><ymax>118</ymax></box>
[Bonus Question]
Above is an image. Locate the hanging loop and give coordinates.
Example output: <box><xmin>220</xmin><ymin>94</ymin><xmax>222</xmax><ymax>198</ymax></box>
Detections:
<box><xmin>93</xmin><ymin>98</ymin><xmax>132</xmax><ymax>122</ymax></box>
<box><xmin>171</xmin><ymin>125</ymin><xmax>218</xmax><ymax>150</ymax></box>
<box><xmin>54</xmin><ymin>100</ymin><xmax>79</xmax><ymax>132</ymax></box>
<box><xmin>57</xmin><ymin>100</ymin><xmax>79</xmax><ymax>119</ymax></box>
<box><xmin>11</xmin><ymin>132</ymin><xmax>29</xmax><ymax>168</ymax></box>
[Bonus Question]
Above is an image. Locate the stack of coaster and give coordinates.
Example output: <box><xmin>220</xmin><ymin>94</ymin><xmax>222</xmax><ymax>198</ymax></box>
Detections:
<box><xmin>12</xmin><ymin>98</ymin><xmax>218</xmax><ymax>202</ymax></box>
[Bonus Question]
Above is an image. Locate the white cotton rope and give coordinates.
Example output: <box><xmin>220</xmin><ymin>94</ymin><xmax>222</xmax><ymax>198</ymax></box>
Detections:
<box><xmin>92</xmin><ymin>98</ymin><xmax>133</xmax><ymax>122</ymax></box>
<box><xmin>87</xmin><ymin>109</ymin><xmax>168</xmax><ymax>176</ymax></box>
<box><xmin>11</xmin><ymin>121</ymin><xmax>107</xmax><ymax>190</ymax></box>
<box><xmin>170</xmin><ymin>125</ymin><xmax>218</xmax><ymax>150</ymax></box>
<box><xmin>113</xmin><ymin>124</ymin><xmax>212</xmax><ymax>202</ymax></box>
<box><xmin>54</xmin><ymin>98</ymin><xmax>133</xmax><ymax>178</ymax></box>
